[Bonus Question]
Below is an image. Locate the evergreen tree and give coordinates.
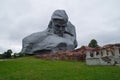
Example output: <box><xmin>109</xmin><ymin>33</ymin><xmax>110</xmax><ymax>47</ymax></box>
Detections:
<box><xmin>88</xmin><ymin>39</ymin><xmax>99</xmax><ymax>48</ymax></box>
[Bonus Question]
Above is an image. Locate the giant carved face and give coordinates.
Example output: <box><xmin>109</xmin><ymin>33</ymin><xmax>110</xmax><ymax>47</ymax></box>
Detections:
<box><xmin>52</xmin><ymin>19</ymin><xmax>66</xmax><ymax>37</ymax></box>
<box><xmin>51</xmin><ymin>10</ymin><xmax>68</xmax><ymax>37</ymax></box>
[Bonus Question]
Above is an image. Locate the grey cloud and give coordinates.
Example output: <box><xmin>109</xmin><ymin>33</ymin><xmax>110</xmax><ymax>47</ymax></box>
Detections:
<box><xmin>0</xmin><ymin>0</ymin><xmax>120</xmax><ymax>53</ymax></box>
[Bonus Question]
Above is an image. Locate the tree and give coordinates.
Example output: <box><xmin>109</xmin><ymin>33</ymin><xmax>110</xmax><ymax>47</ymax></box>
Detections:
<box><xmin>0</xmin><ymin>54</ymin><xmax>3</xmax><ymax>59</ymax></box>
<box><xmin>3</xmin><ymin>49</ymin><xmax>12</xmax><ymax>58</ymax></box>
<box><xmin>88</xmin><ymin>39</ymin><xmax>99</xmax><ymax>48</ymax></box>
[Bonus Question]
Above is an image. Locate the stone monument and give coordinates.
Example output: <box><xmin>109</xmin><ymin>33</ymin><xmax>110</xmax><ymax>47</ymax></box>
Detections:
<box><xmin>21</xmin><ymin>10</ymin><xmax>78</xmax><ymax>54</ymax></box>
<box><xmin>86</xmin><ymin>46</ymin><xmax>120</xmax><ymax>66</ymax></box>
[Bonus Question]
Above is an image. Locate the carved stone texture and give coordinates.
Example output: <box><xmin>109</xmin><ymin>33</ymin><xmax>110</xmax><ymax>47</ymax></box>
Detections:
<box><xmin>21</xmin><ymin>10</ymin><xmax>77</xmax><ymax>54</ymax></box>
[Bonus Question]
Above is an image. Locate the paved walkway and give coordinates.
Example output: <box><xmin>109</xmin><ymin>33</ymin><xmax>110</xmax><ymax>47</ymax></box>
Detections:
<box><xmin>0</xmin><ymin>59</ymin><xmax>14</xmax><ymax>61</ymax></box>
<box><xmin>0</xmin><ymin>59</ymin><xmax>5</xmax><ymax>61</ymax></box>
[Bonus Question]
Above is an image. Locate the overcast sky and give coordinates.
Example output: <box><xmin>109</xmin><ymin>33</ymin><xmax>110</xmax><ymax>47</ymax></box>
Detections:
<box><xmin>0</xmin><ymin>0</ymin><xmax>120</xmax><ymax>53</ymax></box>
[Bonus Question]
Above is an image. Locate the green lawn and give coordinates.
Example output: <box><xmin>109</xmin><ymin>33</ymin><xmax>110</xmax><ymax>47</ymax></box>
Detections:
<box><xmin>0</xmin><ymin>56</ymin><xmax>120</xmax><ymax>80</ymax></box>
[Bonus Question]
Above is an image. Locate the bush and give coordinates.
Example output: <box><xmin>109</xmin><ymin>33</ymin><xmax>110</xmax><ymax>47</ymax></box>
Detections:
<box><xmin>13</xmin><ymin>52</ymin><xmax>26</xmax><ymax>58</ymax></box>
<box><xmin>0</xmin><ymin>54</ymin><xmax>3</xmax><ymax>59</ymax></box>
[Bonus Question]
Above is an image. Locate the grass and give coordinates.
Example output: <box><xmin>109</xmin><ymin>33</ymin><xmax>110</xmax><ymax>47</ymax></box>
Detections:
<box><xmin>0</xmin><ymin>56</ymin><xmax>120</xmax><ymax>80</ymax></box>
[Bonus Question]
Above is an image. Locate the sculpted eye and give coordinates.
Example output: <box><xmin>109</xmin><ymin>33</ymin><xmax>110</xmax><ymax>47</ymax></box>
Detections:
<box><xmin>60</xmin><ymin>26</ymin><xmax>65</xmax><ymax>29</ymax></box>
<box><xmin>55</xmin><ymin>25</ymin><xmax>61</xmax><ymax>27</ymax></box>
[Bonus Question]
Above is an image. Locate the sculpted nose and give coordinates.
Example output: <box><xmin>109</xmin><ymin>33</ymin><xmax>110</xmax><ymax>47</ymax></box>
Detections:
<box><xmin>60</xmin><ymin>26</ymin><xmax>65</xmax><ymax>31</ymax></box>
<box><xmin>59</xmin><ymin>27</ymin><xmax>63</xmax><ymax>30</ymax></box>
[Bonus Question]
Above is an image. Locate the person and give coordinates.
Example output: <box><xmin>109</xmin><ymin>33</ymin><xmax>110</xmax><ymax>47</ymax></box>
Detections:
<box><xmin>21</xmin><ymin>10</ymin><xmax>78</xmax><ymax>54</ymax></box>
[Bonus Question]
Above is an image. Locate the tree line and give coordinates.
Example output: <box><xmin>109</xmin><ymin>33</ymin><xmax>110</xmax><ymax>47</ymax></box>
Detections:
<box><xmin>0</xmin><ymin>39</ymin><xmax>99</xmax><ymax>59</ymax></box>
<box><xmin>0</xmin><ymin>49</ymin><xmax>25</xmax><ymax>59</ymax></box>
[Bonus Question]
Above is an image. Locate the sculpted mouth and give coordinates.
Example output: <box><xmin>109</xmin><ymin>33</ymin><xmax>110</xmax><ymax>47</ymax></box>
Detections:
<box><xmin>33</xmin><ymin>49</ymin><xmax>52</xmax><ymax>54</ymax></box>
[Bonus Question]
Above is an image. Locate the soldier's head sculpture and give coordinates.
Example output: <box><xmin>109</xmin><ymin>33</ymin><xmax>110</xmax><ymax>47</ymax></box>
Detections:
<box><xmin>51</xmin><ymin>10</ymin><xmax>68</xmax><ymax>37</ymax></box>
<box><xmin>21</xmin><ymin>10</ymin><xmax>78</xmax><ymax>54</ymax></box>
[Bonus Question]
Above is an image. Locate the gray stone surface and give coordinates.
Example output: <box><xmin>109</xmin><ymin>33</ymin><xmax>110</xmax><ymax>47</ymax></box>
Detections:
<box><xmin>86</xmin><ymin>47</ymin><xmax>120</xmax><ymax>66</ymax></box>
<box><xmin>21</xmin><ymin>10</ymin><xmax>78</xmax><ymax>54</ymax></box>
<box><xmin>86</xmin><ymin>58</ymin><xmax>100</xmax><ymax>65</ymax></box>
